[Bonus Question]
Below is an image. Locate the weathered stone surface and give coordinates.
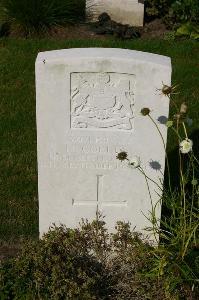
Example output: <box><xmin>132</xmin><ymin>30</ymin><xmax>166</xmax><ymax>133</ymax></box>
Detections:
<box><xmin>36</xmin><ymin>48</ymin><xmax>171</xmax><ymax>241</ymax></box>
<box><xmin>87</xmin><ymin>0</ymin><xmax>144</xmax><ymax>27</ymax></box>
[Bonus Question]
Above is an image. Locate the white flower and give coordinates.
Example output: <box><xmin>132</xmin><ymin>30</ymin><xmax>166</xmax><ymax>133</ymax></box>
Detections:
<box><xmin>129</xmin><ymin>156</ymin><xmax>141</xmax><ymax>169</ymax></box>
<box><xmin>179</xmin><ymin>139</ymin><xmax>193</xmax><ymax>154</ymax></box>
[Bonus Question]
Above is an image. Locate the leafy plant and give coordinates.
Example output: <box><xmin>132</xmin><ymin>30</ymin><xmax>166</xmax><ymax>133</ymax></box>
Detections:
<box><xmin>166</xmin><ymin>0</ymin><xmax>199</xmax><ymax>38</ymax></box>
<box><xmin>1</xmin><ymin>0</ymin><xmax>87</xmax><ymax>34</ymax></box>
<box><xmin>163</xmin><ymin>31</ymin><xmax>176</xmax><ymax>41</ymax></box>
<box><xmin>145</xmin><ymin>0</ymin><xmax>199</xmax><ymax>39</ymax></box>
<box><xmin>170</xmin><ymin>0</ymin><xmax>199</xmax><ymax>25</ymax></box>
<box><xmin>176</xmin><ymin>22</ymin><xmax>199</xmax><ymax>40</ymax></box>
<box><xmin>145</xmin><ymin>0</ymin><xmax>174</xmax><ymax>19</ymax></box>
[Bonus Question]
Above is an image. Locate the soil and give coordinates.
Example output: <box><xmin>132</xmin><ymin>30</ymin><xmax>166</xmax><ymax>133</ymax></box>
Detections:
<box><xmin>49</xmin><ymin>19</ymin><xmax>169</xmax><ymax>40</ymax></box>
<box><xmin>141</xmin><ymin>19</ymin><xmax>170</xmax><ymax>39</ymax></box>
<box><xmin>9</xmin><ymin>19</ymin><xmax>169</xmax><ymax>40</ymax></box>
<box><xmin>49</xmin><ymin>24</ymin><xmax>108</xmax><ymax>40</ymax></box>
<box><xmin>9</xmin><ymin>23</ymin><xmax>109</xmax><ymax>40</ymax></box>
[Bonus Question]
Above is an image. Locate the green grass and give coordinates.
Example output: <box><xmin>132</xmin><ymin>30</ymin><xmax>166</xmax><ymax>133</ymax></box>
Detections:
<box><xmin>0</xmin><ymin>38</ymin><xmax>199</xmax><ymax>242</ymax></box>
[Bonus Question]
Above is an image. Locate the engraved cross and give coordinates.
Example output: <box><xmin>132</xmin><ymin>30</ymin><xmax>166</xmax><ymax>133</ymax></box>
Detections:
<box><xmin>72</xmin><ymin>175</ymin><xmax>127</xmax><ymax>210</ymax></box>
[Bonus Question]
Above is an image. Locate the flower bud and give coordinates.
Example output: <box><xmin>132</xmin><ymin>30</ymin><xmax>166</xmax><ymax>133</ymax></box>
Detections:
<box><xmin>116</xmin><ymin>151</ymin><xmax>128</xmax><ymax>161</ymax></box>
<box><xmin>180</xmin><ymin>103</ymin><xmax>188</xmax><ymax>114</ymax></box>
<box><xmin>141</xmin><ymin>108</ymin><xmax>151</xmax><ymax>116</ymax></box>
<box><xmin>162</xmin><ymin>84</ymin><xmax>172</xmax><ymax>96</ymax></box>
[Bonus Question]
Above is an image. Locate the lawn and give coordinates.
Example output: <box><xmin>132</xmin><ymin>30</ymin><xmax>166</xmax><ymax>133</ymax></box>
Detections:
<box><xmin>0</xmin><ymin>38</ymin><xmax>199</xmax><ymax>242</ymax></box>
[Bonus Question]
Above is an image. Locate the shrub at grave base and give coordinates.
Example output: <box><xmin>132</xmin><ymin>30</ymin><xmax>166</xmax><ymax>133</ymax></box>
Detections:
<box><xmin>0</xmin><ymin>225</ymin><xmax>112</xmax><ymax>300</ymax></box>
<box><xmin>0</xmin><ymin>220</ymin><xmax>168</xmax><ymax>300</ymax></box>
<box><xmin>1</xmin><ymin>0</ymin><xmax>87</xmax><ymax>34</ymax></box>
<box><xmin>1</xmin><ymin>219</ymin><xmax>198</xmax><ymax>299</ymax></box>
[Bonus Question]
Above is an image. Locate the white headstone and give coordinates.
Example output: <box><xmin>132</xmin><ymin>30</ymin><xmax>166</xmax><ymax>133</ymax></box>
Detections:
<box><xmin>87</xmin><ymin>0</ymin><xmax>144</xmax><ymax>27</ymax></box>
<box><xmin>36</xmin><ymin>48</ymin><xmax>171</xmax><ymax>240</ymax></box>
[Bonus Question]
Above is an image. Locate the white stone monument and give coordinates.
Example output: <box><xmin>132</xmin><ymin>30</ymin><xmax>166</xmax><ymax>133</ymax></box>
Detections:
<box><xmin>87</xmin><ymin>0</ymin><xmax>144</xmax><ymax>27</ymax></box>
<box><xmin>36</xmin><ymin>48</ymin><xmax>171</xmax><ymax>240</ymax></box>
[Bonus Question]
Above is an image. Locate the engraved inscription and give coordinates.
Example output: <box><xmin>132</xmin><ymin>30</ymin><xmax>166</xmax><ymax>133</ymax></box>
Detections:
<box><xmin>72</xmin><ymin>175</ymin><xmax>127</xmax><ymax>208</ymax></box>
<box><xmin>71</xmin><ymin>72</ymin><xmax>135</xmax><ymax>130</ymax></box>
<box><xmin>50</xmin><ymin>152</ymin><xmax>129</xmax><ymax>170</ymax></box>
<box><xmin>48</xmin><ymin>134</ymin><xmax>133</xmax><ymax>170</ymax></box>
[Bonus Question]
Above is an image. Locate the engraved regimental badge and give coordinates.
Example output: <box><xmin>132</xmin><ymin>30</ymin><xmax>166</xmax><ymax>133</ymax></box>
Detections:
<box><xmin>71</xmin><ymin>72</ymin><xmax>135</xmax><ymax>130</ymax></box>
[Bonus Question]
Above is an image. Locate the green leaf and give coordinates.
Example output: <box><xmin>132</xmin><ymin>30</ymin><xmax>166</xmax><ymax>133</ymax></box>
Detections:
<box><xmin>194</xmin><ymin>25</ymin><xmax>199</xmax><ymax>34</ymax></box>
<box><xmin>176</xmin><ymin>23</ymin><xmax>192</xmax><ymax>36</ymax></box>
<box><xmin>190</xmin><ymin>32</ymin><xmax>199</xmax><ymax>40</ymax></box>
<box><xmin>166</xmin><ymin>120</ymin><xmax>173</xmax><ymax>128</ymax></box>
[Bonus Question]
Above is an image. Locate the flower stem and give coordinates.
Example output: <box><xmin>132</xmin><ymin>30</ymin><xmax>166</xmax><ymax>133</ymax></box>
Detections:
<box><xmin>182</xmin><ymin>122</ymin><xmax>188</xmax><ymax>139</ymax></box>
<box><xmin>148</xmin><ymin>114</ymin><xmax>172</xmax><ymax>194</ymax></box>
<box><xmin>171</xmin><ymin>126</ymin><xmax>182</xmax><ymax>141</ymax></box>
<box><xmin>168</xmin><ymin>95</ymin><xmax>179</xmax><ymax>112</ymax></box>
<box><xmin>139</xmin><ymin>166</ymin><xmax>159</xmax><ymax>243</ymax></box>
<box><xmin>178</xmin><ymin>136</ymin><xmax>187</xmax><ymax>254</ymax></box>
<box><xmin>138</xmin><ymin>167</ymin><xmax>163</xmax><ymax>191</ymax></box>
<box><xmin>192</xmin><ymin>154</ymin><xmax>199</xmax><ymax>166</ymax></box>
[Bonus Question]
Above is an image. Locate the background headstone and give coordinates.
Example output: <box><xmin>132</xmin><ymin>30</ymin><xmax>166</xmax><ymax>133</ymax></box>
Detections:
<box><xmin>36</xmin><ymin>48</ymin><xmax>171</xmax><ymax>240</ymax></box>
<box><xmin>87</xmin><ymin>0</ymin><xmax>144</xmax><ymax>27</ymax></box>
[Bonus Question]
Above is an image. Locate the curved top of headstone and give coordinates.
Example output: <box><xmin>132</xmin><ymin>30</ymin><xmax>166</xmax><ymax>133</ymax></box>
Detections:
<box><xmin>36</xmin><ymin>48</ymin><xmax>171</xmax><ymax>68</ymax></box>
